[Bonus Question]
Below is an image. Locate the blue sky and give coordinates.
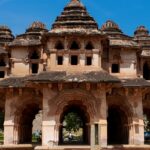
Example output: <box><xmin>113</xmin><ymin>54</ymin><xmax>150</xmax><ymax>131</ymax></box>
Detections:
<box><xmin>0</xmin><ymin>0</ymin><xmax>149</xmax><ymax>36</ymax></box>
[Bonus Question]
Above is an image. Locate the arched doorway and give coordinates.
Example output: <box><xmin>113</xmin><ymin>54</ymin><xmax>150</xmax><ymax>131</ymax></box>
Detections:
<box><xmin>143</xmin><ymin>62</ymin><xmax>150</xmax><ymax>80</ymax></box>
<box><xmin>59</xmin><ymin>103</ymin><xmax>90</xmax><ymax>145</ymax></box>
<box><xmin>107</xmin><ymin>106</ymin><xmax>129</xmax><ymax>145</ymax></box>
<box><xmin>17</xmin><ymin>104</ymin><xmax>41</xmax><ymax>144</ymax></box>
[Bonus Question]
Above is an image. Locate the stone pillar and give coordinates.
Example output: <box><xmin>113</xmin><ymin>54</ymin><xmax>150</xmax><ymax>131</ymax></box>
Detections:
<box><xmin>64</xmin><ymin>54</ymin><xmax>69</xmax><ymax>66</ymax></box>
<box><xmin>93</xmin><ymin>49</ymin><xmax>100</xmax><ymax>67</ymax></box>
<box><xmin>90</xmin><ymin>124</ymin><xmax>95</xmax><ymax>149</ymax></box>
<box><xmin>127</xmin><ymin>88</ymin><xmax>144</xmax><ymax>145</ymax></box>
<box><xmin>80</xmin><ymin>54</ymin><xmax>85</xmax><ymax>66</ymax></box>
<box><xmin>99</xmin><ymin>120</ymin><xmax>107</xmax><ymax>147</ymax></box>
<box><xmin>4</xmin><ymin>90</ymin><xmax>18</xmax><ymax>145</ymax></box>
<box><xmin>42</xmin><ymin>119</ymin><xmax>56</xmax><ymax>146</ymax></box>
<box><xmin>42</xmin><ymin>86</ymin><xmax>58</xmax><ymax>147</ymax></box>
<box><xmin>129</xmin><ymin>119</ymin><xmax>144</xmax><ymax>145</ymax></box>
<box><xmin>99</xmin><ymin>87</ymin><xmax>107</xmax><ymax>147</ymax></box>
<box><xmin>92</xmin><ymin>86</ymin><xmax>107</xmax><ymax>148</ymax></box>
<box><xmin>50</xmin><ymin>53</ymin><xmax>56</xmax><ymax>69</ymax></box>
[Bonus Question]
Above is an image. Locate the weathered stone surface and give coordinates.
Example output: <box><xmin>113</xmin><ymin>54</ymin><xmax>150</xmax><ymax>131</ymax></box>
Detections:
<box><xmin>0</xmin><ymin>0</ymin><xmax>150</xmax><ymax>149</ymax></box>
<box><xmin>52</xmin><ymin>0</ymin><xmax>98</xmax><ymax>30</ymax></box>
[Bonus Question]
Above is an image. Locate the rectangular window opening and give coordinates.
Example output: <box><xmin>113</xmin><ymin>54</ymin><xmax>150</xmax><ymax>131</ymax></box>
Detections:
<box><xmin>86</xmin><ymin>57</ymin><xmax>92</xmax><ymax>66</ymax></box>
<box><xmin>57</xmin><ymin>56</ymin><xmax>63</xmax><ymax>65</ymax></box>
<box><xmin>32</xmin><ymin>63</ymin><xmax>39</xmax><ymax>74</ymax></box>
<box><xmin>111</xmin><ymin>64</ymin><xmax>120</xmax><ymax>73</ymax></box>
<box><xmin>71</xmin><ymin>55</ymin><xmax>78</xmax><ymax>65</ymax></box>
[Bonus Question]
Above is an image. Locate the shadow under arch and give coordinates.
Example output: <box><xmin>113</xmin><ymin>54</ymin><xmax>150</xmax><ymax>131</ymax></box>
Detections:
<box><xmin>50</xmin><ymin>89</ymin><xmax>97</xmax><ymax>121</ymax></box>
<box><xmin>14</xmin><ymin>103</ymin><xmax>41</xmax><ymax>144</ymax></box>
<box><xmin>107</xmin><ymin>105</ymin><xmax>130</xmax><ymax>145</ymax></box>
<box><xmin>59</xmin><ymin>101</ymin><xmax>90</xmax><ymax>145</ymax></box>
<box><xmin>107</xmin><ymin>94</ymin><xmax>134</xmax><ymax>145</ymax></box>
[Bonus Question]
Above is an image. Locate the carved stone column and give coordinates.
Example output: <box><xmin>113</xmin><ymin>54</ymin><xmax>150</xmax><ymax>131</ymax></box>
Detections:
<box><xmin>90</xmin><ymin>124</ymin><xmax>95</xmax><ymax>150</ymax></box>
<box><xmin>42</xmin><ymin>86</ymin><xmax>58</xmax><ymax>147</ymax></box>
<box><xmin>129</xmin><ymin>119</ymin><xmax>144</xmax><ymax>145</ymax></box>
<box><xmin>80</xmin><ymin>54</ymin><xmax>85</xmax><ymax>66</ymax></box>
<box><xmin>64</xmin><ymin>54</ymin><xmax>69</xmax><ymax>66</ymax></box>
<box><xmin>127</xmin><ymin>88</ymin><xmax>144</xmax><ymax>145</ymax></box>
<box><xmin>93</xmin><ymin>49</ymin><xmax>100</xmax><ymax>67</ymax></box>
<box><xmin>92</xmin><ymin>85</ymin><xmax>107</xmax><ymax>148</ymax></box>
<box><xmin>99</xmin><ymin>87</ymin><xmax>107</xmax><ymax>147</ymax></box>
<box><xmin>4</xmin><ymin>90</ymin><xmax>19</xmax><ymax>145</ymax></box>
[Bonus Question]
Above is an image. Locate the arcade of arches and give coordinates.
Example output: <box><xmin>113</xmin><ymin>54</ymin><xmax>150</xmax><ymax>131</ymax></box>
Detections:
<box><xmin>1</xmin><ymin>0</ymin><xmax>150</xmax><ymax>149</ymax></box>
<box><xmin>1</xmin><ymin>83</ymin><xmax>150</xmax><ymax>149</ymax></box>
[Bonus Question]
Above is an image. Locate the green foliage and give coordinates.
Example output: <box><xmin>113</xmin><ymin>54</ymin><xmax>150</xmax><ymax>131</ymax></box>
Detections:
<box><xmin>64</xmin><ymin>112</ymin><xmax>83</xmax><ymax>132</ymax></box>
<box><xmin>144</xmin><ymin>115</ymin><xmax>150</xmax><ymax>131</ymax></box>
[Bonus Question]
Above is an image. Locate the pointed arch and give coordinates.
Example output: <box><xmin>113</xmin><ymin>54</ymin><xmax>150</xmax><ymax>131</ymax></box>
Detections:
<box><xmin>30</xmin><ymin>50</ymin><xmax>40</xmax><ymax>59</ymax></box>
<box><xmin>85</xmin><ymin>41</ymin><xmax>94</xmax><ymax>50</ymax></box>
<box><xmin>70</xmin><ymin>41</ymin><xmax>80</xmax><ymax>50</ymax></box>
<box><xmin>55</xmin><ymin>41</ymin><xmax>64</xmax><ymax>50</ymax></box>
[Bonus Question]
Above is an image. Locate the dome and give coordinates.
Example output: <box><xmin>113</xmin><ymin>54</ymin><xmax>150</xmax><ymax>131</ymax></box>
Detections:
<box><xmin>101</xmin><ymin>20</ymin><xmax>122</xmax><ymax>34</ymax></box>
<box><xmin>52</xmin><ymin>0</ymin><xmax>98</xmax><ymax>30</ymax></box>
<box><xmin>0</xmin><ymin>25</ymin><xmax>11</xmax><ymax>31</ymax></box>
<box><xmin>134</xmin><ymin>26</ymin><xmax>149</xmax><ymax>37</ymax></box>
<box><xmin>0</xmin><ymin>25</ymin><xmax>14</xmax><ymax>44</ymax></box>
<box><xmin>26</xmin><ymin>21</ymin><xmax>48</xmax><ymax>33</ymax></box>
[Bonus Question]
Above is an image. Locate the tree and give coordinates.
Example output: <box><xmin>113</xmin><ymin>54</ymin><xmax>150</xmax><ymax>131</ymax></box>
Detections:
<box><xmin>144</xmin><ymin>115</ymin><xmax>150</xmax><ymax>132</ymax></box>
<box><xmin>64</xmin><ymin>112</ymin><xmax>83</xmax><ymax>132</ymax></box>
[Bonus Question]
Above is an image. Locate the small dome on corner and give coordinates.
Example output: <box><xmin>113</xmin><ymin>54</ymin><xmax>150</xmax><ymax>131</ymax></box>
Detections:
<box><xmin>30</xmin><ymin>21</ymin><xmax>46</xmax><ymax>29</ymax></box>
<box><xmin>0</xmin><ymin>25</ymin><xmax>11</xmax><ymax>31</ymax></box>
<box><xmin>101</xmin><ymin>20</ymin><xmax>122</xmax><ymax>33</ymax></box>
<box><xmin>0</xmin><ymin>25</ymin><xmax>14</xmax><ymax>43</ymax></box>
<box><xmin>26</xmin><ymin>21</ymin><xmax>48</xmax><ymax>33</ymax></box>
<box><xmin>134</xmin><ymin>26</ymin><xmax>149</xmax><ymax>37</ymax></box>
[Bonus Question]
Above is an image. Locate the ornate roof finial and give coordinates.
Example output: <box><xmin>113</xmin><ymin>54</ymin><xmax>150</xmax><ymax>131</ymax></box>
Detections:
<box><xmin>71</xmin><ymin>0</ymin><xmax>80</xmax><ymax>1</ymax></box>
<box><xmin>134</xmin><ymin>26</ymin><xmax>149</xmax><ymax>37</ymax></box>
<box><xmin>67</xmin><ymin>0</ymin><xmax>82</xmax><ymax>7</ymax></box>
<box><xmin>101</xmin><ymin>20</ymin><xmax>122</xmax><ymax>33</ymax></box>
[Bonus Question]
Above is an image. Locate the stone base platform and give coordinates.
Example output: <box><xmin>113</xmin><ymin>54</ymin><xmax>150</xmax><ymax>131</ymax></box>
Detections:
<box><xmin>35</xmin><ymin>146</ymin><xmax>90</xmax><ymax>150</ymax></box>
<box><xmin>34</xmin><ymin>145</ymin><xmax>150</xmax><ymax>150</ymax></box>
<box><xmin>102</xmin><ymin>145</ymin><xmax>150</xmax><ymax>150</ymax></box>
<box><xmin>0</xmin><ymin>144</ymin><xmax>34</xmax><ymax>150</ymax></box>
<box><xmin>1</xmin><ymin>145</ymin><xmax>150</xmax><ymax>150</ymax></box>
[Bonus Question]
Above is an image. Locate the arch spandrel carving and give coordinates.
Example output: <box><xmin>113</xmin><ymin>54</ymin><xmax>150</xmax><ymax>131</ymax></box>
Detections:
<box><xmin>12</xmin><ymin>89</ymin><xmax>42</xmax><ymax>117</ymax></box>
<box><xmin>106</xmin><ymin>88</ymin><xmax>134</xmax><ymax>120</ymax></box>
<box><xmin>107</xmin><ymin>100</ymin><xmax>134</xmax><ymax>124</ymax></box>
<box><xmin>48</xmin><ymin>89</ymin><xmax>99</xmax><ymax>123</ymax></box>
